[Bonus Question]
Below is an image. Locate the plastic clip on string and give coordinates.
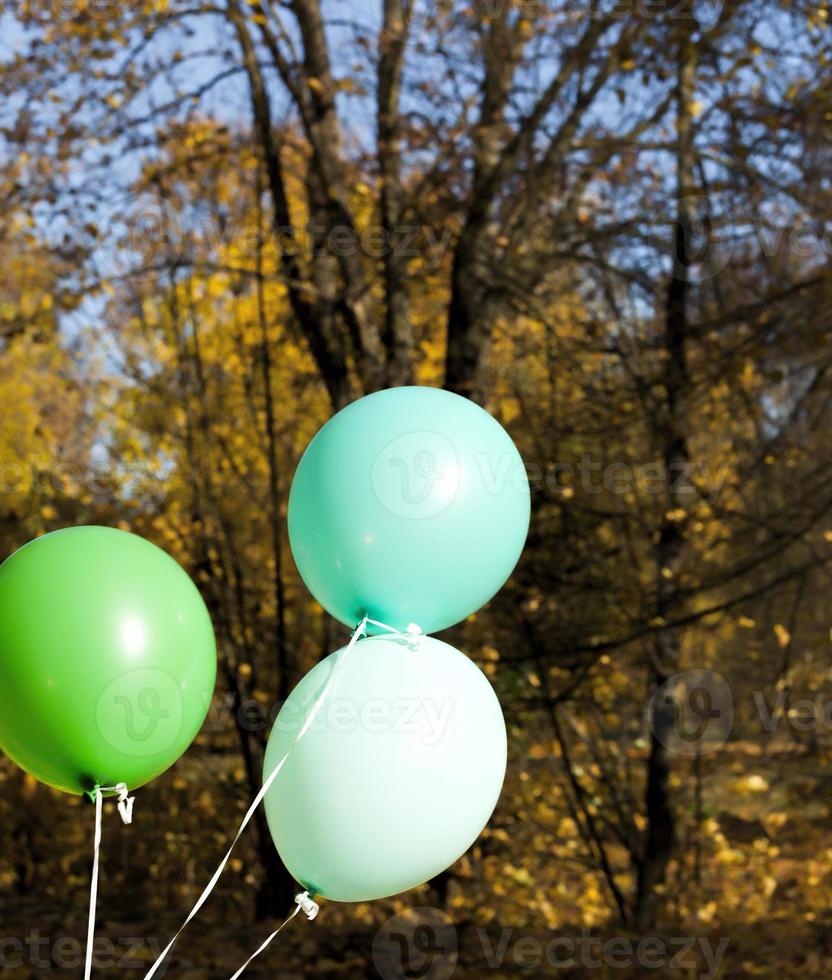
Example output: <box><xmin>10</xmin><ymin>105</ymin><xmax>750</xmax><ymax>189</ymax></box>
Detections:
<box><xmin>367</xmin><ymin>618</ymin><xmax>424</xmax><ymax>650</ymax></box>
<box><xmin>84</xmin><ymin>783</ymin><xmax>135</xmax><ymax>980</ymax></box>
<box><xmin>142</xmin><ymin>615</ymin><xmax>374</xmax><ymax>980</ymax></box>
<box><xmin>114</xmin><ymin>782</ymin><xmax>135</xmax><ymax>825</ymax></box>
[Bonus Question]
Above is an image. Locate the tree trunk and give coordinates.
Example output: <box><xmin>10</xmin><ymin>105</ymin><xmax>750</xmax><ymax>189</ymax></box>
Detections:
<box><xmin>378</xmin><ymin>0</ymin><xmax>414</xmax><ymax>387</ymax></box>
<box><xmin>635</xmin><ymin>20</ymin><xmax>697</xmax><ymax>931</ymax></box>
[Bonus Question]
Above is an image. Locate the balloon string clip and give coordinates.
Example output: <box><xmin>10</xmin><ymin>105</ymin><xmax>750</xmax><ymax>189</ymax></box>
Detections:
<box><xmin>115</xmin><ymin>783</ymin><xmax>135</xmax><ymax>825</ymax></box>
<box><xmin>365</xmin><ymin>617</ymin><xmax>425</xmax><ymax>650</ymax></box>
<box><xmin>295</xmin><ymin>890</ymin><xmax>319</xmax><ymax>921</ymax></box>
<box><xmin>90</xmin><ymin>782</ymin><xmax>135</xmax><ymax>825</ymax></box>
<box><xmin>405</xmin><ymin>623</ymin><xmax>423</xmax><ymax>650</ymax></box>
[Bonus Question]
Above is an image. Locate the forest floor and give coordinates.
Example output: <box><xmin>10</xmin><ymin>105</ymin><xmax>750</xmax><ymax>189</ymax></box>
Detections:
<box><xmin>3</xmin><ymin>737</ymin><xmax>832</xmax><ymax>979</ymax></box>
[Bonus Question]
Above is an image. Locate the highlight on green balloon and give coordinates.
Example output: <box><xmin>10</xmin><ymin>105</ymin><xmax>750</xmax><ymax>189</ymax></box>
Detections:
<box><xmin>288</xmin><ymin>386</ymin><xmax>531</xmax><ymax>635</ymax></box>
<box><xmin>0</xmin><ymin>526</ymin><xmax>217</xmax><ymax>796</ymax></box>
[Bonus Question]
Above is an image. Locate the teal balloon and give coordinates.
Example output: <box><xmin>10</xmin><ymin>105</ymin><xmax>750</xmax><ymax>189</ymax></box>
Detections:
<box><xmin>0</xmin><ymin>526</ymin><xmax>217</xmax><ymax>796</ymax></box>
<box><xmin>288</xmin><ymin>386</ymin><xmax>530</xmax><ymax>634</ymax></box>
<box><xmin>263</xmin><ymin>634</ymin><xmax>507</xmax><ymax>902</ymax></box>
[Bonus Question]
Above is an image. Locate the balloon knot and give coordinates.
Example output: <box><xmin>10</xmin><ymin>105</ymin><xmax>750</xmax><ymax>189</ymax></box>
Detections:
<box><xmin>295</xmin><ymin>891</ymin><xmax>319</xmax><ymax>921</ymax></box>
<box><xmin>405</xmin><ymin>623</ymin><xmax>424</xmax><ymax>649</ymax></box>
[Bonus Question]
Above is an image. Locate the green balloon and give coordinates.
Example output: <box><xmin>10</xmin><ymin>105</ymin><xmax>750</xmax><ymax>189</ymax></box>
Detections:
<box><xmin>263</xmin><ymin>634</ymin><xmax>506</xmax><ymax>902</ymax></box>
<box><xmin>289</xmin><ymin>386</ymin><xmax>530</xmax><ymax>634</ymax></box>
<box><xmin>0</xmin><ymin>526</ymin><xmax>216</xmax><ymax>796</ymax></box>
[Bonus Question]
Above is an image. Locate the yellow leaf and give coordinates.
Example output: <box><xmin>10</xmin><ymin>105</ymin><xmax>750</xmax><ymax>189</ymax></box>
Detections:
<box><xmin>738</xmin><ymin>774</ymin><xmax>769</xmax><ymax>793</ymax></box>
<box><xmin>773</xmin><ymin>623</ymin><xmax>791</xmax><ymax>648</ymax></box>
<box><xmin>697</xmin><ymin>901</ymin><xmax>717</xmax><ymax>923</ymax></box>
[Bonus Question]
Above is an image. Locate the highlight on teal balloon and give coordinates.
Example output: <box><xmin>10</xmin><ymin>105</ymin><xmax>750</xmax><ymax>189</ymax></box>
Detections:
<box><xmin>0</xmin><ymin>526</ymin><xmax>217</xmax><ymax>796</ymax></box>
<box><xmin>288</xmin><ymin>386</ymin><xmax>530</xmax><ymax>634</ymax></box>
<box><xmin>263</xmin><ymin>633</ymin><xmax>507</xmax><ymax>903</ymax></box>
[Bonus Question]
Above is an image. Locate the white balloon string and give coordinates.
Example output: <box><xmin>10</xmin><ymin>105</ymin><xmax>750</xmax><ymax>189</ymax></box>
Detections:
<box><xmin>366</xmin><ymin>617</ymin><xmax>422</xmax><ymax>635</ymax></box>
<box><xmin>84</xmin><ymin>787</ymin><xmax>104</xmax><ymax>980</ymax></box>
<box><xmin>228</xmin><ymin>906</ymin><xmax>302</xmax><ymax>980</ymax></box>
<box><xmin>84</xmin><ymin>783</ymin><xmax>134</xmax><ymax>980</ymax></box>
<box><xmin>228</xmin><ymin>890</ymin><xmax>319</xmax><ymax>980</ymax></box>
<box><xmin>142</xmin><ymin>615</ymin><xmax>371</xmax><ymax>980</ymax></box>
<box><xmin>365</xmin><ymin>618</ymin><xmax>425</xmax><ymax>649</ymax></box>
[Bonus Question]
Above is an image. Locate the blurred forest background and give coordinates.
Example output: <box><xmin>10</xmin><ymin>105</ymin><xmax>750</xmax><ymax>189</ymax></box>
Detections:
<box><xmin>1</xmin><ymin>0</ymin><xmax>832</xmax><ymax>976</ymax></box>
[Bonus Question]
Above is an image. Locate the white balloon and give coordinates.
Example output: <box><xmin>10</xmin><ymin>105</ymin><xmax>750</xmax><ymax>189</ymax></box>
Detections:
<box><xmin>263</xmin><ymin>634</ymin><xmax>507</xmax><ymax>902</ymax></box>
